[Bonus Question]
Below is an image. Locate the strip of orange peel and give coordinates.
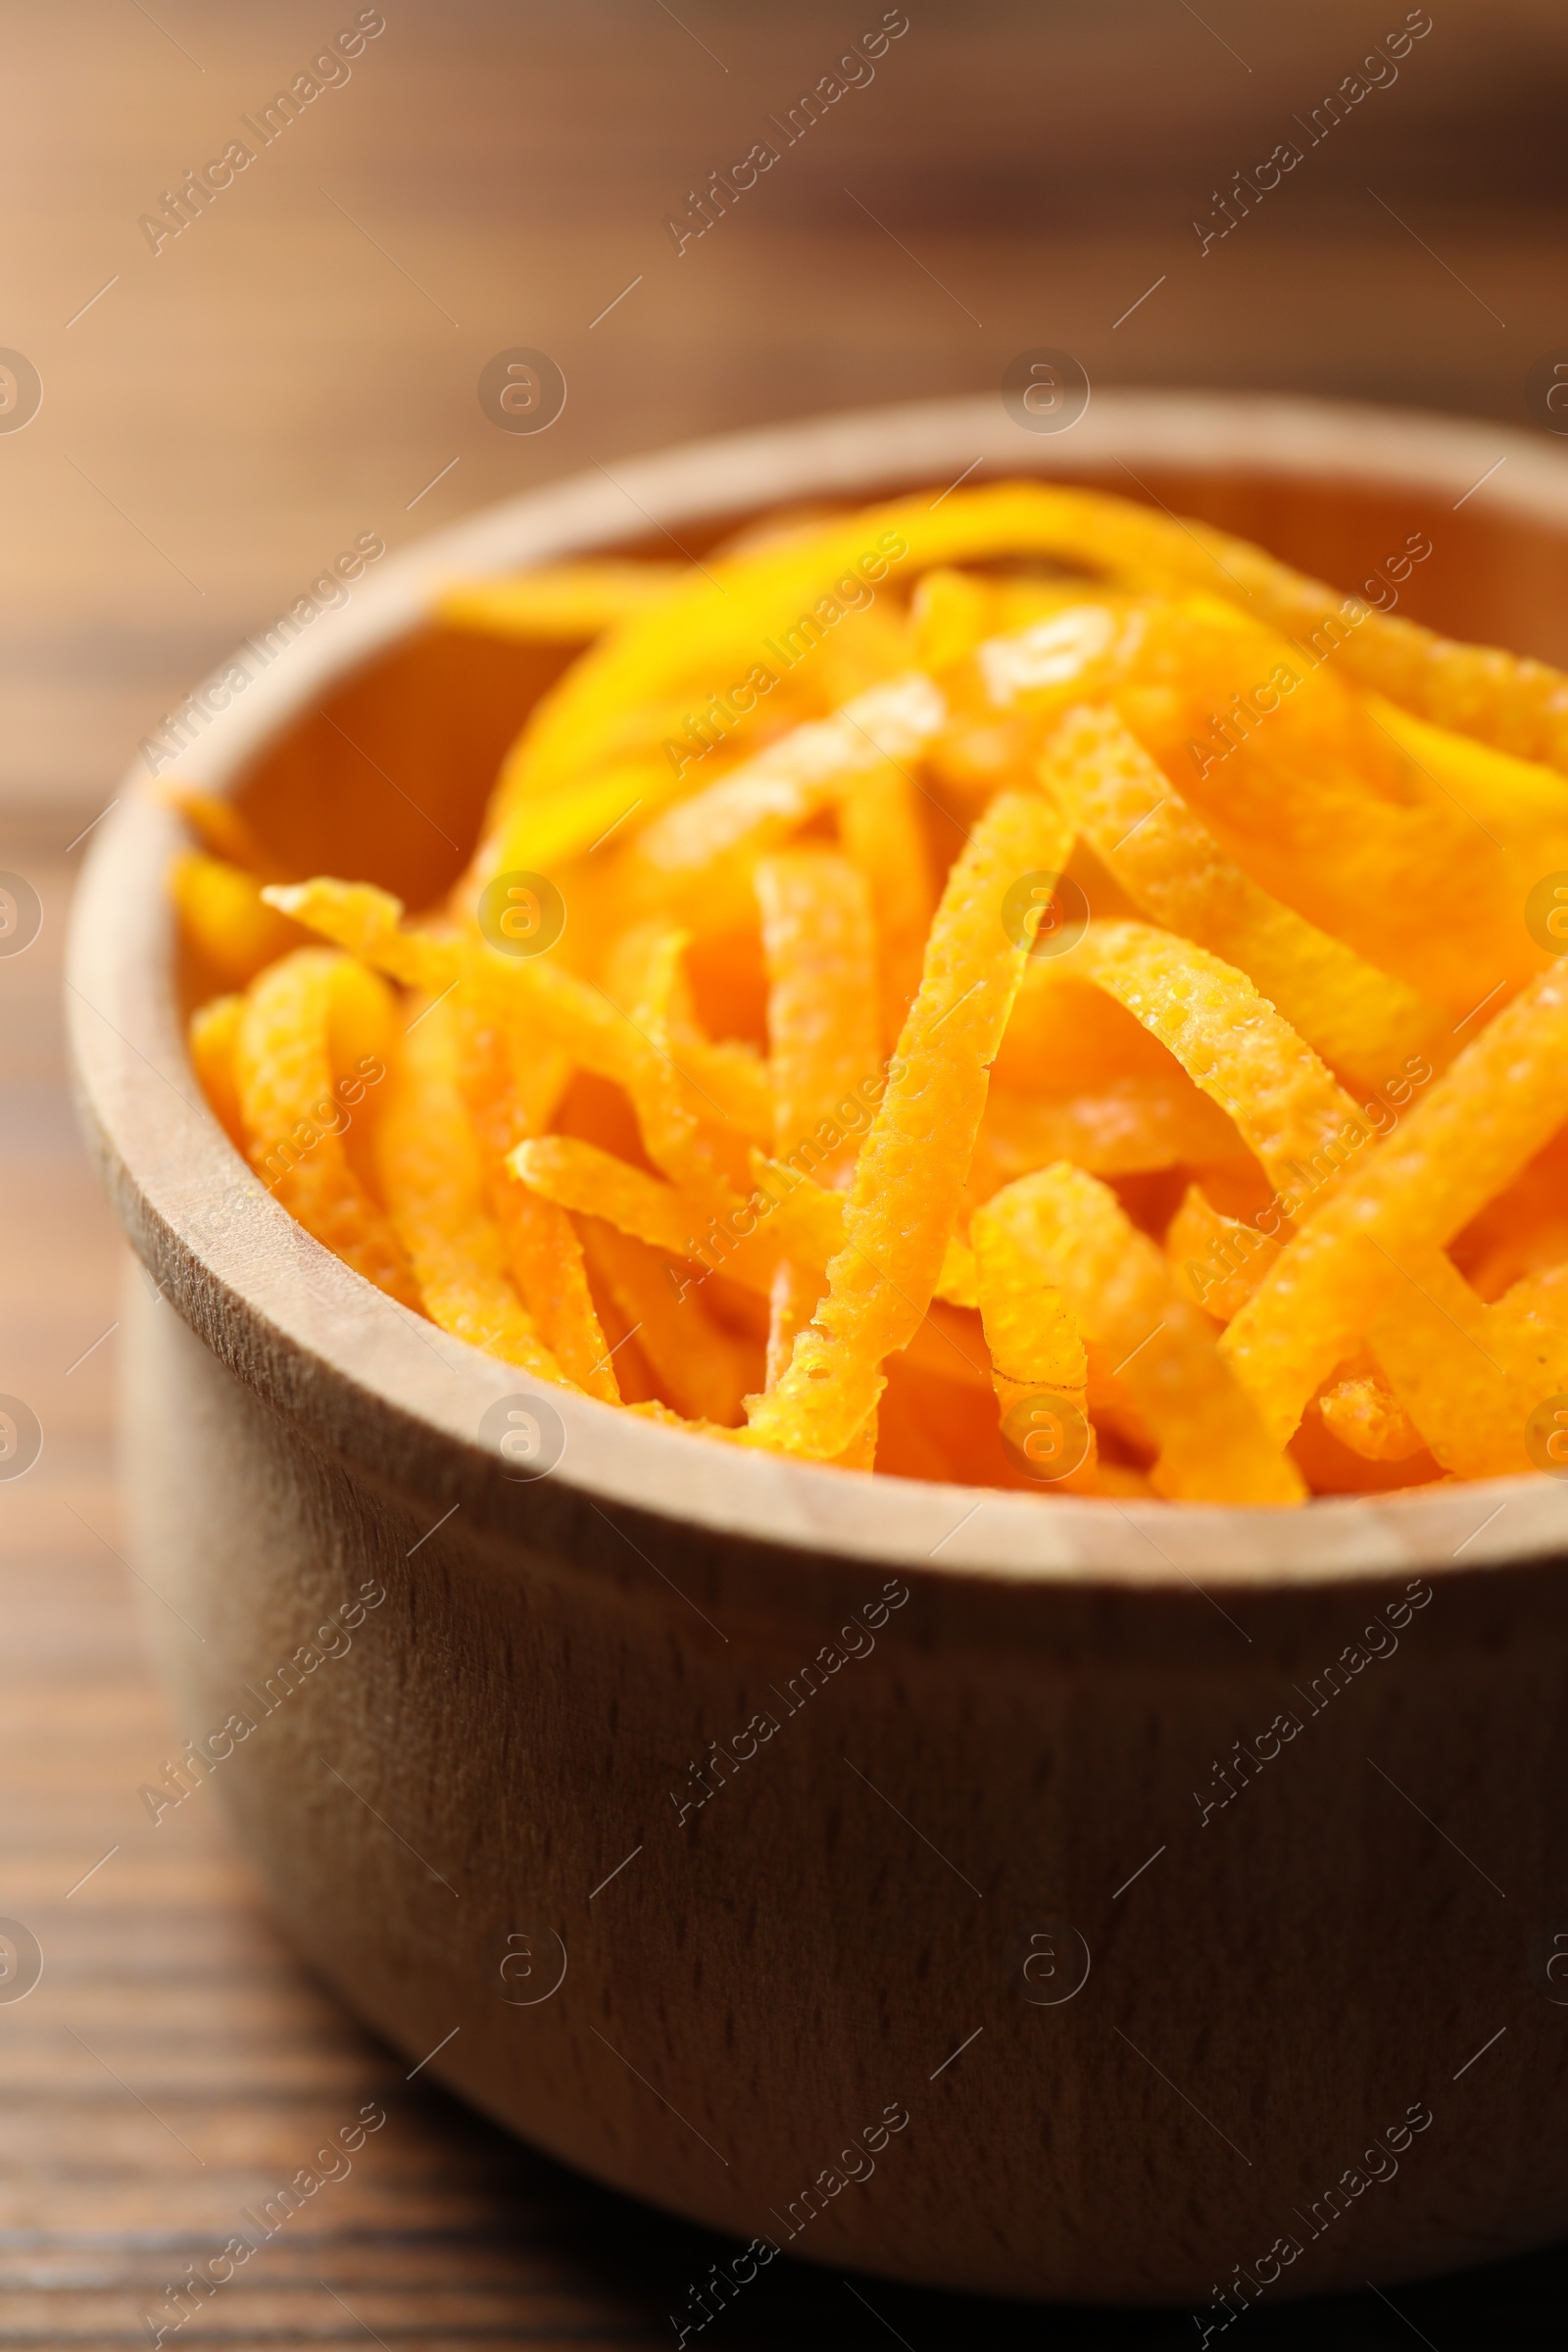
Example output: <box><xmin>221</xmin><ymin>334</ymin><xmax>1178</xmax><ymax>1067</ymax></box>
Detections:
<box><xmin>1221</xmin><ymin>966</ymin><xmax>1568</xmax><ymax>1445</ymax></box>
<box><xmin>1043</xmin><ymin>704</ymin><xmax>1445</xmax><ymax>1087</ymax></box>
<box><xmin>970</xmin><ymin>1180</ymin><xmax>1098</xmax><ymax>1494</ymax></box>
<box><xmin>265</xmin><ymin>877</ymin><xmax>772</xmax><ymax>1139</ymax></box>
<box><xmin>234</xmin><ymin>948</ymin><xmax>418</xmax><ymax>1309</ymax></box>
<box><xmin>376</xmin><ymin>993</ymin><xmax>575</xmax><ymax>1386</ymax></box>
<box><xmin>1070</xmin><ymin>921</ymin><xmax>1372</xmax><ymax>1206</ymax></box>
<box><xmin>990</xmin><ymin>1165</ymin><xmax>1303</xmax><ymax>1505</ymax></box>
<box><xmin>739</xmin><ymin>786</ymin><xmax>1073</xmax><ymax>1460</ymax></box>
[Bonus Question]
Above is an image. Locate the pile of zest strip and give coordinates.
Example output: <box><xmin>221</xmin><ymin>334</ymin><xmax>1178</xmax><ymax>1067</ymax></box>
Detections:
<box><xmin>172</xmin><ymin>483</ymin><xmax>1568</xmax><ymax>1504</ymax></box>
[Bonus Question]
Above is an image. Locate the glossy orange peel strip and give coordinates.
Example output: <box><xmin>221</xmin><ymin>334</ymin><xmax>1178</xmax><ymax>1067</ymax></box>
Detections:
<box><xmin>741</xmin><ymin>786</ymin><xmax>1073</xmax><ymax>1460</ymax></box>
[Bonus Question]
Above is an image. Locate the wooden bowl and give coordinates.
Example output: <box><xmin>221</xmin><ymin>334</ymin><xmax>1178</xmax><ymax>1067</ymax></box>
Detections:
<box><xmin>68</xmin><ymin>395</ymin><xmax>1568</xmax><ymax>2308</ymax></box>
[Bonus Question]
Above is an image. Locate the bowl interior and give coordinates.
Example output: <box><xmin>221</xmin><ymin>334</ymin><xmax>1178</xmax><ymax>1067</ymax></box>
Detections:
<box><xmin>74</xmin><ymin>393</ymin><xmax>1568</xmax><ymax>1592</ymax></box>
<box><xmin>220</xmin><ymin>459</ymin><xmax>1568</xmax><ymax>920</ymax></box>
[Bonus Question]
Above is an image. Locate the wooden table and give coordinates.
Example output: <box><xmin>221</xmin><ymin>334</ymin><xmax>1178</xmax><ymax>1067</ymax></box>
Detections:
<box><xmin>5</xmin><ymin>4</ymin><xmax>1568</xmax><ymax>2339</ymax></box>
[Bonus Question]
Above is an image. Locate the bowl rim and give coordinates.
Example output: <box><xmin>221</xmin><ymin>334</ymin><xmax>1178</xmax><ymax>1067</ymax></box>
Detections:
<box><xmin>67</xmin><ymin>388</ymin><xmax>1568</xmax><ymax>1595</ymax></box>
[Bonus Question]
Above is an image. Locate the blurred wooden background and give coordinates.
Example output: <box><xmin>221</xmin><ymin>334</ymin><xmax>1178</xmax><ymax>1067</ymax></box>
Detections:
<box><xmin>4</xmin><ymin>0</ymin><xmax>1568</xmax><ymax>823</ymax></box>
<box><xmin>4</xmin><ymin>3</ymin><xmax>1568</xmax><ymax>2342</ymax></box>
